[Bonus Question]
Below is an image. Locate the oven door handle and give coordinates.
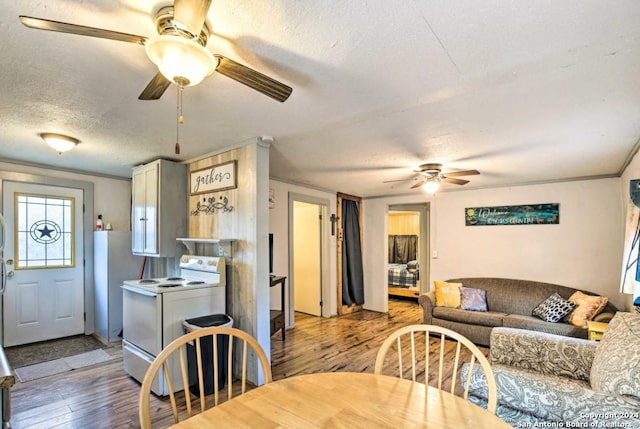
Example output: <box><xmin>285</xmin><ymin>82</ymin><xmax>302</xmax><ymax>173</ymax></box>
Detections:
<box><xmin>122</xmin><ymin>285</ymin><xmax>157</xmax><ymax>297</ymax></box>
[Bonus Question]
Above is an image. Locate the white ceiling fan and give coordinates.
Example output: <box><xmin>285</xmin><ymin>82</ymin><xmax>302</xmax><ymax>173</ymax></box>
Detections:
<box><xmin>386</xmin><ymin>163</ymin><xmax>480</xmax><ymax>193</ymax></box>
<box><xmin>19</xmin><ymin>0</ymin><xmax>293</xmax><ymax>102</ymax></box>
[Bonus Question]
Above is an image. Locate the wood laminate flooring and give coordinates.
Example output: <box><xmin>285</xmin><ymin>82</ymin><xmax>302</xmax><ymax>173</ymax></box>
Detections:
<box><xmin>9</xmin><ymin>299</ymin><xmax>487</xmax><ymax>428</ymax></box>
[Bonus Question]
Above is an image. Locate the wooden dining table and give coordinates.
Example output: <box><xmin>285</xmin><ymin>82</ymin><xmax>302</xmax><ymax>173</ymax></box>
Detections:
<box><xmin>168</xmin><ymin>372</ymin><xmax>511</xmax><ymax>429</ymax></box>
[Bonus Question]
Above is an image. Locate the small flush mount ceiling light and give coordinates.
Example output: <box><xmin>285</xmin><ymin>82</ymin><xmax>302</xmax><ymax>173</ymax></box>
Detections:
<box><xmin>422</xmin><ymin>179</ymin><xmax>440</xmax><ymax>194</ymax></box>
<box><xmin>145</xmin><ymin>35</ymin><xmax>217</xmax><ymax>87</ymax></box>
<box><xmin>40</xmin><ymin>133</ymin><xmax>80</xmax><ymax>154</ymax></box>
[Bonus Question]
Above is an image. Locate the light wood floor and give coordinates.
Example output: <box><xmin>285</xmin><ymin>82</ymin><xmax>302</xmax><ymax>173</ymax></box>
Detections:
<box><xmin>9</xmin><ymin>299</ymin><xmax>487</xmax><ymax>428</ymax></box>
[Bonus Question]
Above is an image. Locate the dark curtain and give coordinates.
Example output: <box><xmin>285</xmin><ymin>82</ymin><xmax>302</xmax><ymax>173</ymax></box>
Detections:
<box><xmin>342</xmin><ymin>199</ymin><xmax>364</xmax><ymax>306</ymax></box>
<box><xmin>388</xmin><ymin>237</ymin><xmax>396</xmax><ymax>263</ymax></box>
<box><xmin>388</xmin><ymin>235</ymin><xmax>417</xmax><ymax>264</ymax></box>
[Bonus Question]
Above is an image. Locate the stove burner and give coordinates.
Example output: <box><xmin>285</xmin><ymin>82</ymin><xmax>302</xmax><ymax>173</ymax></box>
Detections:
<box><xmin>138</xmin><ymin>279</ymin><xmax>159</xmax><ymax>284</ymax></box>
<box><xmin>166</xmin><ymin>277</ymin><xmax>184</xmax><ymax>281</ymax></box>
<box><xmin>186</xmin><ymin>281</ymin><xmax>205</xmax><ymax>285</ymax></box>
<box><xmin>159</xmin><ymin>283</ymin><xmax>183</xmax><ymax>288</ymax></box>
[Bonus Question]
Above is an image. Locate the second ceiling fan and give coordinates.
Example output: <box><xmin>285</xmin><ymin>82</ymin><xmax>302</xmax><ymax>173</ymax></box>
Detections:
<box><xmin>410</xmin><ymin>163</ymin><xmax>480</xmax><ymax>188</ymax></box>
<box><xmin>19</xmin><ymin>0</ymin><xmax>292</xmax><ymax>102</ymax></box>
<box><xmin>386</xmin><ymin>163</ymin><xmax>480</xmax><ymax>193</ymax></box>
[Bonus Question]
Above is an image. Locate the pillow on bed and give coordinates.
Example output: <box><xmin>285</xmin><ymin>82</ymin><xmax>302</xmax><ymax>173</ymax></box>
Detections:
<box><xmin>434</xmin><ymin>280</ymin><xmax>461</xmax><ymax>308</ymax></box>
<box><xmin>406</xmin><ymin>260</ymin><xmax>419</xmax><ymax>272</ymax></box>
<box><xmin>460</xmin><ymin>287</ymin><xmax>488</xmax><ymax>312</ymax></box>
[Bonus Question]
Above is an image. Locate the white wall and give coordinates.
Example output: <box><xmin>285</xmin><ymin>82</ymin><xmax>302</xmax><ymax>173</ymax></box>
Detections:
<box><xmin>268</xmin><ymin>180</ymin><xmax>338</xmax><ymax>318</ymax></box>
<box><xmin>0</xmin><ymin>161</ymin><xmax>132</xmax><ymax>230</ymax></box>
<box><xmin>364</xmin><ymin>178</ymin><xmax>627</xmax><ymax>311</ymax></box>
<box><xmin>271</xmin><ymin>176</ymin><xmax>627</xmax><ymax>316</ymax></box>
<box><xmin>619</xmin><ymin>148</ymin><xmax>640</xmax><ymax>310</ymax></box>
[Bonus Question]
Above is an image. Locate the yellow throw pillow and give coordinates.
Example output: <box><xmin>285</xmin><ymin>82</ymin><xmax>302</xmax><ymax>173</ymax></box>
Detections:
<box><xmin>434</xmin><ymin>280</ymin><xmax>462</xmax><ymax>308</ymax></box>
<box><xmin>567</xmin><ymin>291</ymin><xmax>608</xmax><ymax>329</ymax></box>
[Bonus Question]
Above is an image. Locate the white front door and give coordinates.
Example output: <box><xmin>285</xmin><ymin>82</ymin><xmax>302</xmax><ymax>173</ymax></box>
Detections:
<box><xmin>2</xmin><ymin>182</ymin><xmax>85</xmax><ymax>347</ymax></box>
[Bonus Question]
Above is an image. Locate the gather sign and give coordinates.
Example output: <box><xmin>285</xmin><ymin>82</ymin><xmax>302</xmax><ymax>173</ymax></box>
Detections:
<box><xmin>190</xmin><ymin>160</ymin><xmax>237</xmax><ymax>195</ymax></box>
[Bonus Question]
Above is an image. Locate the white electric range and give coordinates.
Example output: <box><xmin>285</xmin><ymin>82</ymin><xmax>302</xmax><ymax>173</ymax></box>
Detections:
<box><xmin>122</xmin><ymin>255</ymin><xmax>226</xmax><ymax>396</ymax></box>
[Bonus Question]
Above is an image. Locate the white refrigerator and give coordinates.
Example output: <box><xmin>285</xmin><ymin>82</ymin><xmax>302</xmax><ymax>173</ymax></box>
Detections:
<box><xmin>94</xmin><ymin>231</ymin><xmax>143</xmax><ymax>343</ymax></box>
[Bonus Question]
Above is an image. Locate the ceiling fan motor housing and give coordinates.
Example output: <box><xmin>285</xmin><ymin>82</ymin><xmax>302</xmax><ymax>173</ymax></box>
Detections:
<box><xmin>418</xmin><ymin>163</ymin><xmax>443</xmax><ymax>178</ymax></box>
<box><xmin>154</xmin><ymin>6</ymin><xmax>210</xmax><ymax>45</ymax></box>
<box><xmin>146</xmin><ymin>6</ymin><xmax>217</xmax><ymax>86</ymax></box>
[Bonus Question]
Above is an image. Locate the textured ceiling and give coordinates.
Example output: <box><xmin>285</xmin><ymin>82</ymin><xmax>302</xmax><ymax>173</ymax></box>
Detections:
<box><xmin>1</xmin><ymin>0</ymin><xmax>640</xmax><ymax>197</ymax></box>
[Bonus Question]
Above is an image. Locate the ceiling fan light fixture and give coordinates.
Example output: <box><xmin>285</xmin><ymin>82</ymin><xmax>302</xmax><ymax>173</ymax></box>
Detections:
<box><xmin>40</xmin><ymin>132</ymin><xmax>79</xmax><ymax>154</ymax></box>
<box><xmin>145</xmin><ymin>35</ymin><xmax>216</xmax><ymax>86</ymax></box>
<box><xmin>422</xmin><ymin>179</ymin><xmax>440</xmax><ymax>194</ymax></box>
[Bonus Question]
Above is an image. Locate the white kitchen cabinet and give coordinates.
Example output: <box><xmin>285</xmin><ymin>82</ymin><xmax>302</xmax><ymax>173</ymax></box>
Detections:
<box><xmin>131</xmin><ymin>159</ymin><xmax>187</xmax><ymax>257</ymax></box>
<box><xmin>94</xmin><ymin>231</ymin><xmax>143</xmax><ymax>343</ymax></box>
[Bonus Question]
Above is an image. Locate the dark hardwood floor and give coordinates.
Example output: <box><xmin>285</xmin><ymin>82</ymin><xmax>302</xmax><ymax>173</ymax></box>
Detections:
<box><xmin>9</xmin><ymin>298</ymin><xmax>486</xmax><ymax>428</ymax></box>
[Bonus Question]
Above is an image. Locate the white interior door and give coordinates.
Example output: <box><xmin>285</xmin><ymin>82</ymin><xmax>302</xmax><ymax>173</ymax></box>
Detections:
<box><xmin>293</xmin><ymin>201</ymin><xmax>322</xmax><ymax>316</ymax></box>
<box><xmin>2</xmin><ymin>182</ymin><xmax>85</xmax><ymax>347</ymax></box>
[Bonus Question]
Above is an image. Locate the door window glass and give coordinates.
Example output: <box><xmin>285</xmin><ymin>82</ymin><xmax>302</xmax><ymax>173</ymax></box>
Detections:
<box><xmin>15</xmin><ymin>193</ymin><xmax>75</xmax><ymax>269</ymax></box>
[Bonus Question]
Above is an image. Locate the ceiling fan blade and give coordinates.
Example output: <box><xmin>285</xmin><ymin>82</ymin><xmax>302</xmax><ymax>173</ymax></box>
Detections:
<box><xmin>444</xmin><ymin>169</ymin><xmax>480</xmax><ymax>177</ymax></box>
<box><xmin>214</xmin><ymin>55</ymin><xmax>293</xmax><ymax>102</ymax></box>
<box><xmin>383</xmin><ymin>176</ymin><xmax>416</xmax><ymax>183</ymax></box>
<box><xmin>411</xmin><ymin>180</ymin><xmax>427</xmax><ymax>189</ymax></box>
<box><xmin>138</xmin><ymin>72</ymin><xmax>172</xmax><ymax>100</ymax></box>
<box><xmin>443</xmin><ymin>177</ymin><xmax>470</xmax><ymax>185</ymax></box>
<box><xmin>19</xmin><ymin>16</ymin><xmax>147</xmax><ymax>45</ymax></box>
<box><xmin>173</xmin><ymin>0</ymin><xmax>212</xmax><ymax>36</ymax></box>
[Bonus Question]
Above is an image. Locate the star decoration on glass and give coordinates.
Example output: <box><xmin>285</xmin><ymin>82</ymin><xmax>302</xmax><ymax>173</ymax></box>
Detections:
<box><xmin>30</xmin><ymin>220</ymin><xmax>62</xmax><ymax>244</ymax></box>
<box><xmin>37</xmin><ymin>225</ymin><xmax>55</xmax><ymax>238</ymax></box>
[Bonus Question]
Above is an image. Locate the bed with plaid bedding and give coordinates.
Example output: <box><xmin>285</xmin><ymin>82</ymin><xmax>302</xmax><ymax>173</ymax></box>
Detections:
<box><xmin>388</xmin><ymin>263</ymin><xmax>419</xmax><ymax>288</ymax></box>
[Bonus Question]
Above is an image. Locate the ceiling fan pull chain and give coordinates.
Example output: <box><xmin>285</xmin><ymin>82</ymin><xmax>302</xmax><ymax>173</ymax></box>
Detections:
<box><xmin>179</xmin><ymin>82</ymin><xmax>184</xmax><ymax>125</ymax></box>
<box><xmin>175</xmin><ymin>83</ymin><xmax>184</xmax><ymax>155</ymax></box>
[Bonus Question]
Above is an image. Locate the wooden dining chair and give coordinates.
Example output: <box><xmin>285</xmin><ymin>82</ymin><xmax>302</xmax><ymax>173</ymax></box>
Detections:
<box><xmin>139</xmin><ymin>326</ymin><xmax>273</xmax><ymax>429</ymax></box>
<box><xmin>374</xmin><ymin>324</ymin><xmax>497</xmax><ymax>413</ymax></box>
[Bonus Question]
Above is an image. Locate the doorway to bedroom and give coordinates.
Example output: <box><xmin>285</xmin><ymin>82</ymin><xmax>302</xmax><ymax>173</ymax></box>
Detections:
<box><xmin>387</xmin><ymin>204</ymin><xmax>429</xmax><ymax>300</ymax></box>
<box><xmin>288</xmin><ymin>193</ymin><xmax>330</xmax><ymax>326</ymax></box>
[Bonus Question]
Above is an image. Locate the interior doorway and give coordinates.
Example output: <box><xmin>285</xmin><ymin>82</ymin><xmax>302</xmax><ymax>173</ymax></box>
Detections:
<box><xmin>387</xmin><ymin>204</ymin><xmax>429</xmax><ymax>299</ymax></box>
<box><xmin>337</xmin><ymin>193</ymin><xmax>364</xmax><ymax>315</ymax></box>
<box><xmin>288</xmin><ymin>194</ymin><xmax>329</xmax><ymax>324</ymax></box>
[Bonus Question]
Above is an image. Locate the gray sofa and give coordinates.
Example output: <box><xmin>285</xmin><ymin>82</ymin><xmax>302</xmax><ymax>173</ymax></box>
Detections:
<box><xmin>418</xmin><ymin>277</ymin><xmax>616</xmax><ymax>346</ymax></box>
<box><xmin>462</xmin><ymin>319</ymin><xmax>640</xmax><ymax>427</ymax></box>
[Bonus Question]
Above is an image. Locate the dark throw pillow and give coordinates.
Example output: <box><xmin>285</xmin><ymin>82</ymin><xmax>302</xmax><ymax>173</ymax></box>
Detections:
<box><xmin>532</xmin><ymin>293</ymin><xmax>576</xmax><ymax>323</ymax></box>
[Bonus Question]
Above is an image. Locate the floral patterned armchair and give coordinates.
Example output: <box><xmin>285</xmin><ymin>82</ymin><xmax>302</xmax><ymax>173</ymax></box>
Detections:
<box><xmin>462</xmin><ymin>313</ymin><xmax>640</xmax><ymax>427</ymax></box>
